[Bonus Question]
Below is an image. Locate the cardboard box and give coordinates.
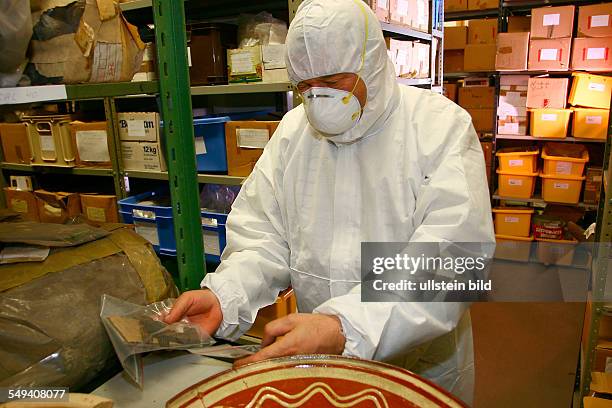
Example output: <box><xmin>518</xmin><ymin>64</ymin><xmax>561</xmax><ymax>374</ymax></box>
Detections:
<box><xmin>34</xmin><ymin>190</ymin><xmax>81</xmax><ymax>224</ymax></box>
<box><xmin>498</xmin><ymin>75</ymin><xmax>529</xmax><ymax>135</ymax></box>
<box><xmin>70</xmin><ymin>121</ymin><xmax>111</xmax><ymax>168</ymax></box>
<box><xmin>390</xmin><ymin>0</ymin><xmax>410</xmax><ymax>26</ymax></box>
<box><xmin>480</xmin><ymin>141</ymin><xmax>493</xmax><ymax>167</ymax></box>
<box><xmin>583</xmin><ymin>166</ymin><xmax>603</xmax><ymax>204</ymax></box>
<box><xmin>225</xmin><ymin>121</ymin><xmax>280</xmax><ymax>177</ymax></box>
<box><xmin>0</xmin><ymin>123</ymin><xmax>31</xmax><ymax>164</ymax></box>
<box><xmin>9</xmin><ymin>175</ymin><xmax>33</xmax><ymax>191</ymax></box>
<box><xmin>444</xmin><ymin>26</ymin><xmax>468</xmax><ymax>50</ymax></box>
<box><xmin>458</xmin><ymin>86</ymin><xmax>495</xmax><ymax>108</ymax></box>
<box><xmin>528</xmin><ymin>38</ymin><xmax>572</xmax><ymax>71</ymax></box>
<box><xmin>443</xmin><ymin>82</ymin><xmax>459</xmax><ymax>102</ymax></box>
<box><xmin>594</xmin><ymin>340</ymin><xmax>612</xmax><ymax>372</ymax></box>
<box><xmin>262</xmin><ymin>44</ymin><xmax>289</xmax><ymax>83</ymax></box>
<box><xmin>121</xmin><ymin>141</ymin><xmax>167</xmax><ymax>172</ymax></box>
<box><xmin>466</xmin><ymin>108</ymin><xmax>495</xmax><ymax>131</ymax></box>
<box><xmin>4</xmin><ymin>188</ymin><xmax>39</xmax><ymax>222</ymax></box>
<box><xmin>530</xmin><ymin>108</ymin><xmax>572</xmax><ymax>138</ymax></box>
<box><xmin>80</xmin><ymin>194</ymin><xmax>119</xmax><ymax>224</ymax></box>
<box><xmin>368</xmin><ymin>0</ymin><xmax>390</xmax><ymax>22</ymax></box>
<box><xmin>468</xmin><ymin>19</ymin><xmax>498</xmax><ymax>45</ymax></box>
<box><xmin>445</xmin><ymin>0</ymin><xmax>468</xmax><ymax>12</ymax></box>
<box><xmin>578</xmin><ymin>3</ymin><xmax>612</xmax><ymax>38</ymax></box>
<box><xmin>464</xmin><ymin>44</ymin><xmax>497</xmax><ymax>71</ymax></box>
<box><xmin>527</xmin><ymin>77</ymin><xmax>569</xmax><ymax>108</ymax></box>
<box><xmin>571</xmin><ymin>37</ymin><xmax>612</xmax><ymax>71</ymax></box>
<box><xmin>508</xmin><ymin>16</ymin><xmax>531</xmax><ymax>33</ymax></box>
<box><xmin>584</xmin><ymin>396</ymin><xmax>612</xmax><ymax>408</ymax></box>
<box><xmin>415</xmin><ymin>0</ymin><xmax>429</xmax><ymax>32</ymax></box>
<box><xmin>117</xmin><ymin>112</ymin><xmax>159</xmax><ymax>142</ymax></box>
<box><xmin>572</xmin><ymin>108</ymin><xmax>609</xmax><ymax>140</ymax></box>
<box><xmin>411</xmin><ymin>42</ymin><xmax>430</xmax><ymax>78</ymax></box>
<box><xmin>468</xmin><ymin>0</ymin><xmax>497</xmax><ymax>10</ymax></box>
<box><xmin>444</xmin><ymin>50</ymin><xmax>464</xmax><ymax>72</ymax></box>
<box><xmin>496</xmin><ymin>32</ymin><xmax>530</xmax><ymax>71</ymax></box>
<box><xmin>569</xmin><ymin>72</ymin><xmax>612</xmax><ymax>109</ymax></box>
<box><xmin>530</xmin><ymin>5</ymin><xmax>575</xmax><ymax>39</ymax></box>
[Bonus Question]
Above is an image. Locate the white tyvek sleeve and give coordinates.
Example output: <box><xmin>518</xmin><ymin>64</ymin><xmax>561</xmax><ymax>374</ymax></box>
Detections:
<box><xmin>201</xmin><ymin>133</ymin><xmax>291</xmax><ymax>341</ymax></box>
<box><xmin>314</xmin><ymin>115</ymin><xmax>495</xmax><ymax>360</ymax></box>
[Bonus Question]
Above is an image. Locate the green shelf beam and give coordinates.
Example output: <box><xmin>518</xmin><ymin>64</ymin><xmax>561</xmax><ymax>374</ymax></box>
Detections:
<box><xmin>154</xmin><ymin>0</ymin><xmax>206</xmax><ymax>291</ymax></box>
<box><xmin>191</xmin><ymin>82</ymin><xmax>293</xmax><ymax>96</ymax></box>
<box><xmin>66</xmin><ymin>81</ymin><xmax>159</xmax><ymax>99</ymax></box>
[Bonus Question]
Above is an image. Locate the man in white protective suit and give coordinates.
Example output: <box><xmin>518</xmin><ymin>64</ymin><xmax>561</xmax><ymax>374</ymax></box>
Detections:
<box><xmin>166</xmin><ymin>0</ymin><xmax>495</xmax><ymax>404</ymax></box>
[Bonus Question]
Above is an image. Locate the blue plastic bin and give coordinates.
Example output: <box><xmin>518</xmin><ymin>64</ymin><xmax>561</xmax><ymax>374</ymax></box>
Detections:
<box><xmin>194</xmin><ymin>116</ymin><xmax>230</xmax><ymax>173</ymax></box>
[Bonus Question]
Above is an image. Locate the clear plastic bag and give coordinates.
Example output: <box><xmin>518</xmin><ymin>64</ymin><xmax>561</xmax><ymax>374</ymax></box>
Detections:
<box><xmin>0</xmin><ymin>0</ymin><xmax>32</xmax><ymax>86</ymax></box>
<box><xmin>100</xmin><ymin>295</ymin><xmax>215</xmax><ymax>387</ymax></box>
<box><xmin>237</xmin><ymin>12</ymin><xmax>288</xmax><ymax>48</ymax></box>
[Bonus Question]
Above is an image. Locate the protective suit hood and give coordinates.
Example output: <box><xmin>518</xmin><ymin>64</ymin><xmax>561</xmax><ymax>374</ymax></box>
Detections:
<box><xmin>286</xmin><ymin>0</ymin><xmax>400</xmax><ymax>145</ymax></box>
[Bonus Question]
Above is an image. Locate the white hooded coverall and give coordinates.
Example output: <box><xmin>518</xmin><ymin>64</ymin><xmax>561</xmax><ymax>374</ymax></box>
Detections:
<box><xmin>202</xmin><ymin>0</ymin><xmax>495</xmax><ymax>404</ymax></box>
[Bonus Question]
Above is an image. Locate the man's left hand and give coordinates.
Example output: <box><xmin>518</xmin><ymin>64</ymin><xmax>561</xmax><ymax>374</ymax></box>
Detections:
<box><xmin>234</xmin><ymin>313</ymin><xmax>346</xmax><ymax>368</ymax></box>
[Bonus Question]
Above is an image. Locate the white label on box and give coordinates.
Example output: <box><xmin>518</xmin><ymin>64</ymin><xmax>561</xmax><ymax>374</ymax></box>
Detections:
<box><xmin>0</xmin><ymin>85</ymin><xmax>67</xmax><ymax>106</ymax></box>
<box><xmin>588</xmin><ymin>82</ymin><xmax>606</xmax><ymax>92</ymax></box>
<box><xmin>505</xmin><ymin>91</ymin><xmax>522</xmax><ymax>103</ymax></box>
<box><xmin>187</xmin><ymin>46</ymin><xmax>192</xmax><ymax>67</ymax></box>
<box><xmin>230</xmin><ymin>50</ymin><xmax>256</xmax><ymax>75</ymax></box>
<box><xmin>539</xmin><ymin>48</ymin><xmax>558</xmax><ymax>61</ymax></box>
<box><xmin>543</xmin><ymin>13</ymin><xmax>560</xmax><ymax>26</ymax></box>
<box><xmin>237</xmin><ymin>128</ymin><xmax>270</xmax><ymax>149</ymax></box>
<box><xmin>10</xmin><ymin>176</ymin><xmax>31</xmax><ymax>191</ymax></box>
<box><xmin>379</xmin><ymin>0</ymin><xmax>388</xmax><ymax>10</ymax></box>
<box><xmin>591</xmin><ymin>15</ymin><xmax>610</xmax><ymax>28</ymax></box>
<box><xmin>606</xmin><ymin>357</ymin><xmax>612</xmax><ymax>373</ymax></box>
<box><xmin>86</xmin><ymin>207</ymin><xmax>107</xmax><ymax>222</ymax></box>
<box><xmin>127</xmin><ymin>120</ymin><xmax>146</xmax><ymax>138</ymax></box>
<box><xmin>542</xmin><ymin>113</ymin><xmax>558</xmax><ymax>121</ymax></box>
<box><xmin>587</xmin><ymin>47</ymin><xmax>607</xmax><ymax>60</ymax></box>
<box><xmin>553</xmin><ymin>182</ymin><xmax>570</xmax><ymax>190</ymax></box>
<box><xmin>555</xmin><ymin>162</ymin><xmax>572</xmax><ymax>175</ymax></box>
<box><xmin>397</xmin><ymin>0</ymin><xmax>409</xmax><ymax>15</ymax></box>
<box><xmin>586</xmin><ymin>115</ymin><xmax>603</xmax><ymax>124</ymax></box>
<box><xmin>195</xmin><ymin>136</ymin><xmax>207</xmax><ymax>155</ymax></box>
<box><xmin>504</xmin><ymin>216</ymin><xmax>520</xmax><ymax>223</ymax></box>
<box><xmin>502</xmin><ymin>122</ymin><xmax>520</xmax><ymax>134</ymax></box>
<box><xmin>509</xmin><ymin>159</ymin><xmax>524</xmax><ymax>167</ymax></box>
<box><xmin>40</xmin><ymin>134</ymin><xmax>56</xmax><ymax>153</ymax></box>
<box><xmin>76</xmin><ymin>130</ymin><xmax>110</xmax><ymax>162</ymax></box>
<box><xmin>135</xmin><ymin>222</ymin><xmax>159</xmax><ymax>246</ymax></box>
<box><xmin>262</xmin><ymin>45</ymin><xmax>286</xmax><ymax>70</ymax></box>
<box><xmin>509</xmin><ymin>179</ymin><xmax>523</xmax><ymax>186</ymax></box>
<box><xmin>203</xmin><ymin>230</ymin><xmax>221</xmax><ymax>256</ymax></box>
<box><xmin>202</xmin><ymin>217</ymin><xmax>218</xmax><ymax>227</ymax></box>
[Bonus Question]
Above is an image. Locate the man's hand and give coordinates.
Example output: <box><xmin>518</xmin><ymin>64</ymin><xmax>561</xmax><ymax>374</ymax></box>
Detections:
<box><xmin>234</xmin><ymin>313</ymin><xmax>346</xmax><ymax>368</ymax></box>
<box><xmin>164</xmin><ymin>289</ymin><xmax>223</xmax><ymax>336</ymax></box>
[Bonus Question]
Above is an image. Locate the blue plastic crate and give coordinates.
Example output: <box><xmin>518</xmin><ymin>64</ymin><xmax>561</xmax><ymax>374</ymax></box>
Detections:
<box><xmin>194</xmin><ymin>116</ymin><xmax>231</xmax><ymax>173</ymax></box>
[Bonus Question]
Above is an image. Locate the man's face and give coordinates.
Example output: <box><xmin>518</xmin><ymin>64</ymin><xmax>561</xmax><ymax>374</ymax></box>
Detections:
<box><xmin>297</xmin><ymin>73</ymin><xmax>368</xmax><ymax>109</ymax></box>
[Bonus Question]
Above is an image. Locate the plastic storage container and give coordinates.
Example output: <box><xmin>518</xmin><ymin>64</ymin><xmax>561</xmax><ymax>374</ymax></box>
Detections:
<box><xmin>188</xmin><ymin>23</ymin><xmax>236</xmax><ymax>86</ymax></box>
<box><xmin>535</xmin><ymin>237</ymin><xmax>578</xmax><ymax>266</ymax></box>
<box><xmin>529</xmin><ymin>109</ymin><xmax>572</xmax><ymax>138</ymax></box>
<box><xmin>246</xmin><ymin>288</ymin><xmax>296</xmax><ymax>338</ymax></box>
<box><xmin>22</xmin><ymin>114</ymin><xmax>75</xmax><ymax>167</ymax></box>
<box><xmin>497</xmin><ymin>169</ymin><xmax>538</xmax><ymax>199</ymax></box>
<box><xmin>540</xmin><ymin>173</ymin><xmax>585</xmax><ymax>204</ymax></box>
<box><xmin>541</xmin><ymin>143</ymin><xmax>589</xmax><ymax>177</ymax></box>
<box><xmin>492</xmin><ymin>207</ymin><xmax>534</xmax><ymax>237</ymax></box>
<box><xmin>495</xmin><ymin>234</ymin><xmax>534</xmax><ymax>262</ymax></box>
<box><xmin>194</xmin><ymin>116</ymin><xmax>231</xmax><ymax>173</ymax></box>
<box><xmin>496</xmin><ymin>147</ymin><xmax>539</xmax><ymax>173</ymax></box>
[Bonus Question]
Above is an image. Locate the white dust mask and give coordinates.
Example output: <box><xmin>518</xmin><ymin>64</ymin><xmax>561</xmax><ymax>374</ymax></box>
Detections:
<box><xmin>302</xmin><ymin>87</ymin><xmax>362</xmax><ymax>136</ymax></box>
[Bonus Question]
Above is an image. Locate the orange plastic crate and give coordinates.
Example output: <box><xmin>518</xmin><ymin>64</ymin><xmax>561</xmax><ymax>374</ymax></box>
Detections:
<box><xmin>540</xmin><ymin>173</ymin><xmax>585</xmax><ymax>204</ymax></box>
<box><xmin>497</xmin><ymin>169</ymin><xmax>538</xmax><ymax>199</ymax></box>
<box><xmin>493</xmin><ymin>207</ymin><xmax>534</xmax><ymax>237</ymax></box>
<box><xmin>496</xmin><ymin>147</ymin><xmax>539</xmax><ymax>173</ymax></box>
<box><xmin>541</xmin><ymin>143</ymin><xmax>589</xmax><ymax>177</ymax></box>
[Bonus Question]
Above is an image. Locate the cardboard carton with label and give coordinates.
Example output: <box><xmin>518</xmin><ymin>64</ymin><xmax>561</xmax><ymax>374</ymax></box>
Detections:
<box><xmin>530</xmin><ymin>5</ymin><xmax>575</xmax><ymax>39</ymax></box>
<box><xmin>80</xmin><ymin>194</ymin><xmax>119</xmax><ymax>224</ymax></box>
<box><xmin>35</xmin><ymin>190</ymin><xmax>81</xmax><ymax>224</ymax></box>
<box><xmin>4</xmin><ymin>188</ymin><xmax>40</xmax><ymax>222</ymax></box>
<box><xmin>526</xmin><ymin>77</ymin><xmax>569</xmax><ymax>108</ymax></box>
<box><xmin>225</xmin><ymin>121</ymin><xmax>280</xmax><ymax>177</ymax></box>
<box><xmin>71</xmin><ymin>121</ymin><xmax>111</xmax><ymax>168</ymax></box>
<box><xmin>569</xmin><ymin>72</ymin><xmax>612</xmax><ymax>109</ymax></box>
<box><xmin>496</xmin><ymin>32</ymin><xmax>530</xmax><ymax>71</ymax></box>
<box><xmin>571</xmin><ymin>37</ymin><xmax>612</xmax><ymax>71</ymax></box>
<box><xmin>528</xmin><ymin>38</ymin><xmax>572</xmax><ymax>71</ymax></box>
<box><xmin>578</xmin><ymin>3</ymin><xmax>612</xmax><ymax>37</ymax></box>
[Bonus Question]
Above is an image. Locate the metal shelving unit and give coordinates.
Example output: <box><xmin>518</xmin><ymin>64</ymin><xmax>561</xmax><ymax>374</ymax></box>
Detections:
<box><xmin>126</xmin><ymin>170</ymin><xmax>245</xmax><ymax>186</ymax></box>
<box><xmin>445</xmin><ymin>8</ymin><xmax>499</xmax><ymax>21</ymax></box>
<box><xmin>496</xmin><ymin>134</ymin><xmax>607</xmax><ymax>143</ymax></box>
<box><xmin>190</xmin><ymin>82</ymin><xmax>293</xmax><ymax>96</ymax></box>
<box><xmin>492</xmin><ymin>191</ymin><xmax>599</xmax><ymax>211</ymax></box>
<box><xmin>380</xmin><ymin>22</ymin><xmax>432</xmax><ymax>40</ymax></box>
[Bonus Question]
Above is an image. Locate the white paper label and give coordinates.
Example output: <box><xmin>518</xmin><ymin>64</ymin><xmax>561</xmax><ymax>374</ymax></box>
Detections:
<box><xmin>502</xmin><ymin>122</ymin><xmax>520</xmax><ymax>134</ymax></box>
<box><xmin>237</xmin><ymin>128</ymin><xmax>270</xmax><ymax>149</ymax></box>
<box><xmin>0</xmin><ymin>85</ymin><xmax>67</xmax><ymax>106</ymax></box>
<box><xmin>553</xmin><ymin>182</ymin><xmax>570</xmax><ymax>189</ymax></box>
<box><xmin>505</xmin><ymin>91</ymin><xmax>522</xmax><ymax>103</ymax></box>
<box><xmin>588</xmin><ymin>82</ymin><xmax>606</xmax><ymax>92</ymax></box>
<box><xmin>504</xmin><ymin>216</ymin><xmax>520</xmax><ymax>223</ymax></box>
<box><xmin>40</xmin><ymin>135</ymin><xmax>56</xmax><ymax>153</ymax></box>
<box><xmin>591</xmin><ymin>15</ymin><xmax>610</xmax><ymax>28</ymax></box>
<box><xmin>555</xmin><ymin>162</ymin><xmax>572</xmax><ymax>175</ymax></box>
<box><xmin>543</xmin><ymin>13</ymin><xmax>560</xmax><ymax>26</ymax></box>
<box><xmin>76</xmin><ymin>130</ymin><xmax>110</xmax><ymax>162</ymax></box>
<box><xmin>539</xmin><ymin>48</ymin><xmax>558</xmax><ymax>61</ymax></box>
<box><xmin>509</xmin><ymin>179</ymin><xmax>523</xmax><ymax>186</ymax></box>
<box><xmin>11</xmin><ymin>176</ymin><xmax>30</xmax><ymax>191</ymax></box>
<box><xmin>262</xmin><ymin>45</ymin><xmax>286</xmax><ymax>70</ymax></box>
<box><xmin>135</xmin><ymin>222</ymin><xmax>159</xmax><ymax>246</ymax></box>
<box><xmin>127</xmin><ymin>120</ymin><xmax>146</xmax><ymax>137</ymax></box>
<box><xmin>187</xmin><ymin>46</ymin><xmax>192</xmax><ymax>67</ymax></box>
<box><xmin>542</xmin><ymin>113</ymin><xmax>558</xmax><ymax>121</ymax></box>
<box><xmin>195</xmin><ymin>136</ymin><xmax>207</xmax><ymax>155</ymax></box>
<box><xmin>586</xmin><ymin>115</ymin><xmax>603</xmax><ymax>124</ymax></box>
<box><xmin>379</xmin><ymin>0</ymin><xmax>388</xmax><ymax>10</ymax></box>
<box><xmin>397</xmin><ymin>0</ymin><xmax>409</xmax><ymax>15</ymax></box>
<box><xmin>203</xmin><ymin>230</ymin><xmax>221</xmax><ymax>256</ymax></box>
<box><xmin>587</xmin><ymin>47</ymin><xmax>607</xmax><ymax>60</ymax></box>
<box><xmin>230</xmin><ymin>51</ymin><xmax>256</xmax><ymax>75</ymax></box>
<box><xmin>509</xmin><ymin>159</ymin><xmax>524</xmax><ymax>167</ymax></box>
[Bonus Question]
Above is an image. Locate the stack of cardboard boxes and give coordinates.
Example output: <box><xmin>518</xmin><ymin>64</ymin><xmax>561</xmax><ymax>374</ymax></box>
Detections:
<box><xmin>387</xmin><ymin>38</ymin><xmax>431</xmax><ymax>79</ymax></box>
<box><xmin>369</xmin><ymin>0</ymin><xmax>430</xmax><ymax>32</ymax></box>
<box><xmin>444</xmin><ymin>0</ymin><xmax>497</xmax><ymax>12</ymax></box>
<box><xmin>459</xmin><ymin>85</ymin><xmax>496</xmax><ymax>133</ymax></box>
<box><xmin>444</xmin><ymin>19</ymin><xmax>498</xmax><ymax>72</ymax></box>
<box><xmin>119</xmin><ymin>112</ymin><xmax>167</xmax><ymax>172</ymax></box>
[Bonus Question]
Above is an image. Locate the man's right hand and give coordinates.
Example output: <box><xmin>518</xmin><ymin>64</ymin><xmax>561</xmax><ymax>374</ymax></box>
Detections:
<box><xmin>164</xmin><ymin>289</ymin><xmax>223</xmax><ymax>336</ymax></box>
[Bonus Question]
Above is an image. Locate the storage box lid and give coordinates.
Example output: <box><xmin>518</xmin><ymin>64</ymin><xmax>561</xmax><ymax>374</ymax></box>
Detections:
<box><xmin>495</xmin><ymin>233</ymin><xmax>534</xmax><ymax>242</ymax></box>
<box><xmin>493</xmin><ymin>207</ymin><xmax>534</xmax><ymax>214</ymax></box>
<box><xmin>539</xmin><ymin>172</ymin><xmax>586</xmax><ymax>181</ymax></box>
<box><xmin>496</xmin><ymin>169</ymin><xmax>539</xmax><ymax>176</ymax></box>
<box><xmin>496</xmin><ymin>146</ymin><xmax>540</xmax><ymax>156</ymax></box>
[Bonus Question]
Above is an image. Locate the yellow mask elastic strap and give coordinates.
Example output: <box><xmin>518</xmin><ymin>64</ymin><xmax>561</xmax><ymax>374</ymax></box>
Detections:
<box><xmin>343</xmin><ymin>0</ymin><xmax>369</xmax><ymax>105</ymax></box>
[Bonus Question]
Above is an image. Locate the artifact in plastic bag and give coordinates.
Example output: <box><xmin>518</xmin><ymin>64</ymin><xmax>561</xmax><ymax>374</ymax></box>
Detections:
<box><xmin>100</xmin><ymin>295</ymin><xmax>215</xmax><ymax>387</ymax></box>
<box><xmin>0</xmin><ymin>222</ymin><xmax>109</xmax><ymax>247</ymax></box>
<box><xmin>189</xmin><ymin>344</ymin><xmax>261</xmax><ymax>359</ymax></box>
<box><xmin>237</xmin><ymin>12</ymin><xmax>288</xmax><ymax>48</ymax></box>
<box><xmin>200</xmin><ymin>184</ymin><xmax>241</xmax><ymax>214</ymax></box>
<box><xmin>0</xmin><ymin>0</ymin><xmax>32</xmax><ymax>87</ymax></box>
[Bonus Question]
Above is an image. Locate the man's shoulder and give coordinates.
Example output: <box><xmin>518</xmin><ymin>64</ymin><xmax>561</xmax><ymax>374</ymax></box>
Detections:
<box><xmin>398</xmin><ymin>85</ymin><xmax>472</xmax><ymax>127</ymax></box>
